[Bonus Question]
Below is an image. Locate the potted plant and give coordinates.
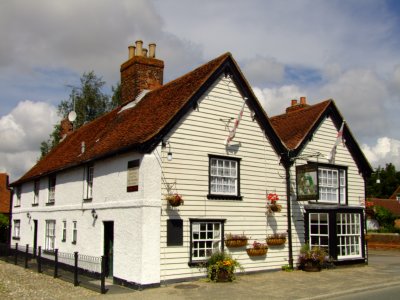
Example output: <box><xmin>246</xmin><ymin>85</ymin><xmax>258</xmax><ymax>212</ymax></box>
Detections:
<box><xmin>246</xmin><ymin>241</ymin><xmax>268</xmax><ymax>256</ymax></box>
<box><xmin>165</xmin><ymin>193</ymin><xmax>184</xmax><ymax>207</ymax></box>
<box><xmin>266</xmin><ymin>193</ymin><xmax>282</xmax><ymax>214</ymax></box>
<box><xmin>298</xmin><ymin>244</ymin><xmax>328</xmax><ymax>272</ymax></box>
<box><xmin>225</xmin><ymin>233</ymin><xmax>248</xmax><ymax>248</ymax></box>
<box><xmin>266</xmin><ymin>232</ymin><xmax>287</xmax><ymax>246</ymax></box>
<box><xmin>206</xmin><ymin>251</ymin><xmax>242</xmax><ymax>282</ymax></box>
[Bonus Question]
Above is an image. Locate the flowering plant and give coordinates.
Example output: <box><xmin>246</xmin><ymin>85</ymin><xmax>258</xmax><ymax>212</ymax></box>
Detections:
<box><xmin>267</xmin><ymin>193</ymin><xmax>279</xmax><ymax>204</ymax></box>
<box><xmin>365</xmin><ymin>201</ymin><xmax>374</xmax><ymax>208</ymax></box>
<box><xmin>298</xmin><ymin>244</ymin><xmax>328</xmax><ymax>270</ymax></box>
<box><xmin>206</xmin><ymin>251</ymin><xmax>242</xmax><ymax>282</ymax></box>
<box><xmin>251</xmin><ymin>241</ymin><xmax>266</xmax><ymax>249</ymax></box>
<box><xmin>165</xmin><ymin>193</ymin><xmax>184</xmax><ymax>206</ymax></box>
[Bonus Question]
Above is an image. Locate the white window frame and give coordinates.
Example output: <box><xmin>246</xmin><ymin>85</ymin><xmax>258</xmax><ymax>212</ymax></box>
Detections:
<box><xmin>13</xmin><ymin>219</ymin><xmax>21</xmax><ymax>239</ymax></box>
<box><xmin>45</xmin><ymin>220</ymin><xmax>56</xmax><ymax>251</ymax></box>
<box><xmin>62</xmin><ymin>220</ymin><xmax>67</xmax><ymax>242</ymax></box>
<box><xmin>336</xmin><ymin>213</ymin><xmax>362</xmax><ymax>259</ymax></box>
<box><xmin>33</xmin><ymin>179</ymin><xmax>40</xmax><ymax>205</ymax></box>
<box><xmin>84</xmin><ymin>164</ymin><xmax>94</xmax><ymax>200</ymax></box>
<box><xmin>209</xmin><ymin>157</ymin><xmax>239</xmax><ymax>196</ymax></box>
<box><xmin>318</xmin><ymin>167</ymin><xmax>346</xmax><ymax>204</ymax></box>
<box><xmin>190</xmin><ymin>221</ymin><xmax>223</xmax><ymax>262</ymax></box>
<box><xmin>48</xmin><ymin>175</ymin><xmax>56</xmax><ymax>204</ymax></box>
<box><xmin>309</xmin><ymin>213</ymin><xmax>329</xmax><ymax>252</ymax></box>
<box><xmin>72</xmin><ymin>221</ymin><xmax>77</xmax><ymax>244</ymax></box>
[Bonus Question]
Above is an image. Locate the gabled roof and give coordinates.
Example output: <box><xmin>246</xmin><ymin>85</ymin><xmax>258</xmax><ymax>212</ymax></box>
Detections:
<box><xmin>270</xmin><ymin>100</ymin><xmax>372</xmax><ymax>177</ymax></box>
<box><xmin>14</xmin><ymin>52</ymin><xmax>286</xmax><ymax>185</ymax></box>
<box><xmin>370</xmin><ymin>198</ymin><xmax>400</xmax><ymax>216</ymax></box>
<box><xmin>389</xmin><ymin>186</ymin><xmax>400</xmax><ymax>200</ymax></box>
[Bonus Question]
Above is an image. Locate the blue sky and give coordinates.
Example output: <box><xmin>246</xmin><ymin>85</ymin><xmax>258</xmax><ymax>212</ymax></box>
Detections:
<box><xmin>0</xmin><ymin>0</ymin><xmax>399</xmax><ymax>181</ymax></box>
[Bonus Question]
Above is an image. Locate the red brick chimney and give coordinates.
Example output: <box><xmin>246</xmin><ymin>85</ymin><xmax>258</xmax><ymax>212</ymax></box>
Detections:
<box><xmin>60</xmin><ymin>118</ymin><xmax>73</xmax><ymax>140</ymax></box>
<box><xmin>286</xmin><ymin>96</ymin><xmax>309</xmax><ymax>113</ymax></box>
<box><xmin>120</xmin><ymin>40</ymin><xmax>164</xmax><ymax>104</ymax></box>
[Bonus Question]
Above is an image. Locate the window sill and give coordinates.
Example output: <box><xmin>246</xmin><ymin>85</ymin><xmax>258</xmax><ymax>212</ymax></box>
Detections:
<box><xmin>71</xmin><ymin>241</ymin><xmax>76</xmax><ymax>245</ymax></box>
<box><xmin>46</xmin><ymin>202</ymin><xmax>55</xmax><ymax>206</ymax></box>
<box><xmin>43</xmin><ymin>250</ymin><xmax>55</xmax><ymax>255</ymax></box>
<box><xmin>14</xmin><ymin>205</ymin><xmax>21</xmax><ymax>208</ymax></box>
<box><xmin>12</xmin><ymin>236</ymin><xmax>20</xmax><ymax>240</ymax></box>
<box><xmin>83</xmin><ymin>198</ymin><xmax>92</xmax><ymax>203</ymax></box>
<box><xmin>127</xmin><ymin>185</ymin><xmax>138</xmax><ymax>193</ymax></box>
<box><xmin>207</xmin><ymin>194</ymin><xmax>242</xmax><ymax>201</ymax></box>
<box><xmin>188</xmin><ymin>260</ymin><xmax>207</xmax><ymax>267</ymax></box>
<box><xmin>32</xmin><ymin>203</ymin><xmax>39</xmax><ymax>207</ymax></box>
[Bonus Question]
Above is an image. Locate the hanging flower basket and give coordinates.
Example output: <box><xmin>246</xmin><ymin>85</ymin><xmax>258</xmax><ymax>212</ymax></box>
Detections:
<box><xmin>266</xmin><ymin>233</ymin><xmax>287</xmax><ymax>246</ymax></box>
<box><xmin>165</xmin><ymin>193</ymin><xmax>184</xmax><ymax>207</ymax></box>
<box><xmin>225</xmin><ymin>234</ymin><xmax>248</xmax><ymax>248</ymax></box>
<box><xmin>266</xmin><ymin>193</ymin><xmax>281</xmax><ymax>214</ymax></box>
<box><xmin>246</xmin><ymin>241</ymin><xmax>268</xmax><ymax>256</ymax></box>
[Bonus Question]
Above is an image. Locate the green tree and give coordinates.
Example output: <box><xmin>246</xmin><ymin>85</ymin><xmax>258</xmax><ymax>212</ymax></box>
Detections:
<box><xmin>40</xmin><ymin>72</ymin><xmax>121</xmax><ymax>158</ymax></box>
<box><xmin>367</xmin><ymin>163</ymin><xmax>400</xmax><ymax>198</ymax></box>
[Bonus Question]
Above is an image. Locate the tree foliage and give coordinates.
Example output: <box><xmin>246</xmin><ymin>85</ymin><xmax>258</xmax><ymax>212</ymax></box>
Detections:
<box><xmin>40</xmin><ymin>71</ymin><xmax>122</xmax><ymax>158</ymax></box>
<box><xmin>366</xmin><ymin>163</ymin><xmax>400</xmax><ymax>198</ymax></box>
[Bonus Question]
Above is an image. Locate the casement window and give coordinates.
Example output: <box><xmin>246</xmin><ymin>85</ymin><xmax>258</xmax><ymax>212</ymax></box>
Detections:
<box><xmin>48</xmin><ymin>175</ymin><xmax>56</xmax><ymax>204</ymax></box>
<box><xmin>296</xmin><ymin>163</ymin><xmax>347</xmax><ymax>204</ymax></box>
<box><xmin>33</xmin><ymin>179</ymin><xmax>40</xmax><ymax>205</ymax></box>
<box><xmin>208</xmin><ymin>155</ymin><xmax>241</xmax><ymax>200</ymax></box>
<box><xmin>305</xmin><ymin>208</ymin><xmax>364</xmax><ymax>261</ymax></box>
<box><xmin>319</xmin><ymin>168</ymin><xmax>346</xmax><ymax>204</ymax></box>
<box><xmin>45</xmin><ymin>220</ymin><xmax>56</xmax><ymax>251</ymax></box>
<box><xmin>127</xmin><ymin>160</ymin><xmax>140</xmax><ymax>192</ymax></box>
<box><xmin>14</xmin><ymin>186</ymin><xmax>21</xmax><ymax>207</ymax></box>
<box><xmin>189</xmin><ymin>219</ymin><xmax>225</xmax><ymax>264</ymax></box>
<box><xmin>84</xmin><ymin>164</ymin><xmax>94</xmax><ymax>200</ymax></box>
<box><xmin>62</xmin><ymin>221</ymin><xmax>67</xmax><ymax>242</ymax></box>
<box><xmin>167</xmin><ymin>219</ymin><xmax>183</xmax><ymax>246</ymax></box>
<box><xmin>72</xmin><ymin>221</ymin><xmax>77</xmax><ymax>244</ymax></box>
<box><xmin>13</xmin><ymin>220</ymin><xmax>21</xmax><ymax>239</ymax></box>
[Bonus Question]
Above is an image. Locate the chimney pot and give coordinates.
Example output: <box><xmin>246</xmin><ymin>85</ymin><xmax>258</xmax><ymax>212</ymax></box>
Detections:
<box><xmin>135</xmin><ymin>40</ymin><xmax>143</xmax><ymax>56</ymax></box>
<box><xmin>300</xmin><ymin>96</ymin><xmax>306</xmax><ymax>105</ymax></box>
<box><xmin>148</xmin><ymin>43</ymin><xmax>156</xmax><ymax>58</ymax></box>
<box><xmin>142</xmin><ymin>48</ymin><xmax>148</xmax><ymax>57</ymax></box>
<box><xmin>291</xmin><ymin>99</ymin><xmax>298</xmax><ymax>106</ymax></box>
<box><xmin>128</xmin><ymin>46</ymin><xmax>135</xmax><ymax>59</ymax></box>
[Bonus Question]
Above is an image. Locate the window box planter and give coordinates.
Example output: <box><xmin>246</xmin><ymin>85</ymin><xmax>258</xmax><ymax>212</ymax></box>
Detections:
<box><xmin>246</xmin><ymin>241</ymin><xmax>268</xmax><ymax>256</ymax></box>
<box><xmin>225</xmin><ymin>233</ymin><xmax>248</xmax><ymax>248</ymax></box>
<box><xmin>165</xmin><ymin>194</ymin><xmax>184</xmax><ymax>207</ymax></box>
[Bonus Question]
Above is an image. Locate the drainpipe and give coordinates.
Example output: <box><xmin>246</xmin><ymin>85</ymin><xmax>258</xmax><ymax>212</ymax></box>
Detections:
<box><xmin>8</xmin><ymin>185</ymin><xmax>13</xmax><ymax>247</ymax></box>
<box><xmin>285</xmin><ymin>165</ymin><xmax>294</xmax><ymax>269</ymax></box>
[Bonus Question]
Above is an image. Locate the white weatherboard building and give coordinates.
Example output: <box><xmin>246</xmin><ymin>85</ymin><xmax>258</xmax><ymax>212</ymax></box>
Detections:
<box><xmin>10</xmin><ymin>41</ymin><xmax>371</xmax><ymax>288</ymax></box>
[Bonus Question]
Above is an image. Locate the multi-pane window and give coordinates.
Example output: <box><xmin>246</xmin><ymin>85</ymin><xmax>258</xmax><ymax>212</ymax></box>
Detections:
<box><xmin>15</xmin><ymin>186</ymin><xmax>21</xmax><ymax>207</ymax></box>
<box><xmin>318</xmin><ymin>168</ymin><xmax>346</xmax><ymax>204</ymax></box>
<box><xmin>72</xmin><ymin>221</ymin><xmax>77</xmax><ymax>244</ymax></box>
<box><xmin>62</xmin><ymin>221</ymin><xmax>67</xmax><ymax>242</ymax></box>
<box><xmin>191</xmin><ymin>221</ymin><xmax>222</xmax><ymax>262</ymax></box>
<box><xmin>13</xmin><ymin>220</ymin><xmax>21</xmax><ymax>239</ymax></box>
<box><xmin>210</xmin><ymin>157</ymin><xmax>238</xmax><ymax>196</ymax></box>
<box><xmin>45</xmin><ymin>220</ymin><xmax>56</xmax><ymax>251</ymax></box>
<box><xmin>33</xmin><ymin>179</ymin><xmax>40</xmax><ymax>205</ymax></box>
<box><xmin>337</xmin><ymin>213</ymin><xmax>361</xmax><ymax>258</ymax></box>
<box><xmin>309</xmin><ymin>213</ymin><xmax>329</xmax><ymax>251</ymax></box>
<box><xmin>48</xmin><ymin>175</ymin><xmax>56</xmax><ymax>204</ymax></box>
<box><xmin>84</xmin><ymin>164</ymin><xmax>94</xmax><ymax>200</ymax></box>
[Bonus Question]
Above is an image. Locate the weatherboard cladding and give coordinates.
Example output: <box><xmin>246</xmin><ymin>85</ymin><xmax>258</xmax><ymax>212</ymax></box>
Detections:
<box><xmin>15</xmin><ymin>52</ymin><xmax>286</xmax><ymax>186</ymax></box>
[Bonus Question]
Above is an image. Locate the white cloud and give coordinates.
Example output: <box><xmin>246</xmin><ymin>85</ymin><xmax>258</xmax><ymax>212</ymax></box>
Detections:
<box><xmin>362</xmin><ymin>137</ymin><xmax>400</xmax><ymax>169</ymax></box>
<box><xmin>0</xmin><ymin>100</ymin><xmax>58</xmax><ymax>181</ymax></box>
<box><xmin>254</xmin><ymin>85</ymin><xmax>307</xmax><ymax>116</ymax></box>
<box><xmin>242</xmin><ymin>56</ymin><xmax>285</xmax><ymax>86</ymax></box>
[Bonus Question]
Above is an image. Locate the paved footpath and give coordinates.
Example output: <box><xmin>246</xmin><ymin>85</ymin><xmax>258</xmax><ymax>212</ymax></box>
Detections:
<box><xmin>1</xmin><ymin>249</ymin><xmax>400</xmax><ymax>300</ymax></box>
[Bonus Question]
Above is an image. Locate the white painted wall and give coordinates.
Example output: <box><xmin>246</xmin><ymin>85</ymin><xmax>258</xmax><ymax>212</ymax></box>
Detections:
<box><xmin>159</xmin><ymin>75</ymin><xmax>287</xmax><ymax>281</ymax></box>
<box><xmin>11</xmin><ymin>150</ymin><xmax>162</xmax><ymax>285</ymax></box>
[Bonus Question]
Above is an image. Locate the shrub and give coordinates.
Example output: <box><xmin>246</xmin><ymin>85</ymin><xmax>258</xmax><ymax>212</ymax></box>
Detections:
<box><xmin>374</xmin><ymin>206</ymin><xmax>395</xmax><ymax>229</ymax></box>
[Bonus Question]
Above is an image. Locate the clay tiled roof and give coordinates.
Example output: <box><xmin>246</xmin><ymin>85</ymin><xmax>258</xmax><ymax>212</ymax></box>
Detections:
<box><xmin>389</xmin><ymin>186</ymin><xmax>400</xmax><ymax>200</ymax></box>
<box><xmin>270</xmin><ymin>100</ymin><xmax>331</xmax><ymax>149</ymax></box>
<box><xmin>371</xmin><ymin>198</ymin><xmax>400</xmax><ymax>217</ymax></box>
<box><xmin>14</xmin><ymin>53</ymin><xmax>232</xmax><ymax>185</ymax></box>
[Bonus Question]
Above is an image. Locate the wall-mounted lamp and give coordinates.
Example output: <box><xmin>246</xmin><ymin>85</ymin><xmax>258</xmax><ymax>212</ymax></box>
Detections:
<box><xmin>91</xmin><ymin>209</ymin><xmax>98</xmax><ymax>219</ymax></box>
<box><xmin>162</xmin><ymin>141</ymin><xmax>173</xmax><ymax>161</ymax></box>
<box><xmin>26</xmin><ymin>212</ymin><xmax>31</xmax><ymax>219</ymax></box>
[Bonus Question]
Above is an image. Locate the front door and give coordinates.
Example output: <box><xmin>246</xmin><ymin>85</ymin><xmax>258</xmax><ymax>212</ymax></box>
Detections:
<box><xmin>103</xmin><ymin>221</ymin><xmax>114</xmax><ymax>277</ymax></box>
